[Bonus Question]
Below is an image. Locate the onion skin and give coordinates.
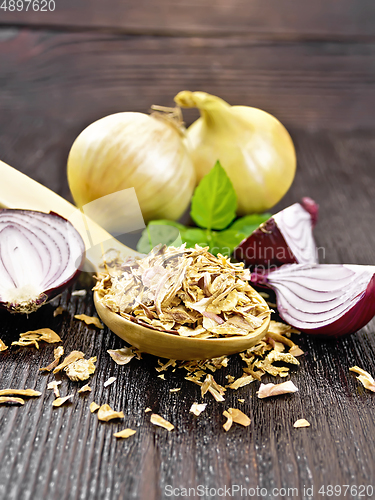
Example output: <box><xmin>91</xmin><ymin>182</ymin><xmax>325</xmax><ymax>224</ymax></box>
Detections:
<box><xmin>0</xmin><ymin>210</ymin><xmax>85</xmax><ymax>314</ymax></box>
<box><xmin>300</xmin><ymin>197</ymin><xmax>319</xmax><ymax>228</ymax></box>
<box><xmin>175</xmin><ymin>91</ymin><xmax>296</xmax><ymax>215</ymax></box>
<box><xmin>235</xmin><ymin>217</ymin><xmax>297</xmax><ymax>268</ymax></box>
<box><xmin>252</xmin><ymin>264</ymin><xmax>375</xmax><ymax>338</ymax></box>
<box><xmin>233</xmin><ymin>198</ymin><xmax>318</xmax><ymax>268</ymax></box>
<box><xmin>67</xmin><ymin>112</ymin><xmax>196</xmax><ymax>223</ymax></box>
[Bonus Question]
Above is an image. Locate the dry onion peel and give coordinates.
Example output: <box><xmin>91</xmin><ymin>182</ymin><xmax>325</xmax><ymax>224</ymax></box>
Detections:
<box><xmin>97</xmin><ymin>404</ymin><xmax>124</xmax><ymax>421</ymax></box>
<box><xmin>0</xmin><ymin>339</ymin><xmax>8</xmax><ymax>352</ymax></box>
<box><xmin>294</xmin><ymin>419</ymin><xmax>310</xmax><ymax>428</ymax></box>
<box><xmin>0</xmin><ymin>388</ymin><xmax>41</xmax><ymax>397</ymax></box>
<box><xmin>175</xmin><ymin>91</ymin><xmax>296</xmax><ymax>214</ymax></box>
<box><xmin>114</xmin><ymin>429</ymin><xmax>136</xmax><ymax>439</ymax></box>
<box><xmin>0</xmin><ymin>209</ymin><xmax>84</xmax><ymax>313</ymax></box>
<box><xmin>0</xmin><ymin>396</ymin><xmax>24</xmax><ymax>405</ymax></box>
<box><xmin>53</xmin><ymin>395</ymin><xmax>73</xmax><ymax>407</ymax></box>
<box><xmin>349</xmin><ymin>366</ymin><xmax>375</xmax><ymax>392</ymax></box>
<box><xmin>150</xmin><ymin>413</ymin><xmax>174</xmax><ymax>431</ymax></box>
<box><xmin>257</xmin><ymin>381</ymin><xmax>298</xmax><ymax>399</ymax></box>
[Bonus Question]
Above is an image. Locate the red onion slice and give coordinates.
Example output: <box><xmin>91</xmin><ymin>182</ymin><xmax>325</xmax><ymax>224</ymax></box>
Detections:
<box><xmin>252</xmin><ymin>264</ymin><xmax>375</xmax><ymax>337</ymax></box>
<box><xmin>0</xmin><ymin>209</ymin><xmax>85</xmax><ymax>313</ymax></box>
<box><xmin>233</xmin><ymin>198</ymin><xmax>318</xmax><ymax>268</ymax></box>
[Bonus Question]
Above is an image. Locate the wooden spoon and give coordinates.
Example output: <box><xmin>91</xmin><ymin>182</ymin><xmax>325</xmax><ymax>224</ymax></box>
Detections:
<box><xmin>0</xmin><ymin>160</ymin><xmax>269</xmax><ymax>359</ymax></box>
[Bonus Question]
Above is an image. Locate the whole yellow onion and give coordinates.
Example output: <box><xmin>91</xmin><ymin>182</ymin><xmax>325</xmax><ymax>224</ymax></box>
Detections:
<box><xmin>67</xmin><ymin>111</ymin><xmax>196</xmax><ymax>223</ymax></box>
<box><xmin>175</xmin><ymin>91</ymin><xmax>296</xmax><ymax>215</ymax></box>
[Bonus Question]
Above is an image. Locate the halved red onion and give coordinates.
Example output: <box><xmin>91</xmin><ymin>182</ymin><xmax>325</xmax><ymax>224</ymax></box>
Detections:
<box><xmin>0</xmin><ymin>209</ymin><xmax>85</xmax><ymax>313</ymax></box>
<box><xmin>233</xmin><ymin>198</ymin><xmax>318</xmax><ymax>268</ymax></box>
<box><xmin>252</xmin><ymin>264</ymin><xmax>375</xmax><ymax>337</ymax></box>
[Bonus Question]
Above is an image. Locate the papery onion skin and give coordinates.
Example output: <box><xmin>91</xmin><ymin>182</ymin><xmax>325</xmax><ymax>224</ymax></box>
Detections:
<box><xmin>175</xmin><ymin>91</ymin><xmax>296</xmax><ymax>215</ymax></box>
<box><xmin>233</xmin><ymin>198</ymin><xmax>318</xmax><ymax>268</ymax></box>
<box><xmin>252</xmin><ymin>264</ymin><xmax>375</xmax><ymax>338</ymax></box>
<box><xmin>67</xmin><ymin>112</ymin><xmax>196</xmax><ymax>223</ymax></box>
<box><xmin>0</xmin><ymin>210</ymin><xmax>85</xmax><ymax>314</ymax></box>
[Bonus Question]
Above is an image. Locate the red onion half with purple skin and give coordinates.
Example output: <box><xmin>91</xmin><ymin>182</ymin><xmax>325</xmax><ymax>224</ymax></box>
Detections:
<box><xmin>233</xmin><ymin>198</ymin><xmax>319</xmax><ymax>268</ymax></box>
<box><xmin>252</xmin><ymin>264</ymin><xmax>375</xmax><ymax>338</ymax></box>
<box><xmin>0</xmin><ymin>209</ymin><xmax>85</xmax><ymax>313</ymax></box>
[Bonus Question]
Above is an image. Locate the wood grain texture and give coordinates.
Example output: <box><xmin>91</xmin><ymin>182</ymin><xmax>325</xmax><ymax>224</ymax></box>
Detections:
<box><xmin>0</xmin><ymin>29</ymin><xmax>375</xmax><ymax>199</ymax></box>
<box><xmin>0</xmin><ymin>130</ymin><xmax>375</xmax><ymax>500</ymax></box>
<box><xmin>1</xmin><ymin>4</ymin><xmax>375</xmax><ymax>497</ymax></box>
<box><xmin>0</xmin><ymin>0</ymin><xmax>374</xmax><ymax>39</ymax></box>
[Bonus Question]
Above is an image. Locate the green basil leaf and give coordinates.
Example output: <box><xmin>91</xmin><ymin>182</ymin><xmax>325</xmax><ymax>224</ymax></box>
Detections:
<box><xmin>190</xmin><ymin>161</ymin><xmax>237</xmax><ymax>231</ymax></box>
<box><xmin>209</xmin><ymin>229</ymin><xmax>245</xmax><ymax>257</ymax></box>
<box><xmin>137</xmin><ymin>220</ymin><xmax>185</xmax><ymax>253</ymax></box>
<box><xmin>180</xmin><ymin>227</ymin><xmax>210</xmax><ymax>249</ymax></box>
<box><xmin>230</xmin><ymin>213</ymin><xmax>272</xmax><ymax>236</ymax></box>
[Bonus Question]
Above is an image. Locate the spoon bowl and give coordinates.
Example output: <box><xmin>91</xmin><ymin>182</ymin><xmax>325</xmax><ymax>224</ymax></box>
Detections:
<box><xmin>94</xmin><ymin>291</ymin><xmax>270</xmax><ymax>360</ymax></box>
<box><xmin>0</xmin><ymin>160</ymin><xmax>271</xmax><ymax>360</ymax></box>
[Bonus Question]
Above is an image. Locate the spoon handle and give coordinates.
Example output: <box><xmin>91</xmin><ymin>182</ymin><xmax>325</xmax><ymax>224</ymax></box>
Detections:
<box><xmin>0</xmin><ymin>160</ymin><xmax>139</xmax><ymax>270</ymax></box>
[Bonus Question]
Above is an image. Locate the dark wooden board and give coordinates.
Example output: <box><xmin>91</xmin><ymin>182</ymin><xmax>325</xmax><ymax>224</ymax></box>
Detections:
<box><xmin>0</xmin><ymin>0</ymin><xmax>375</xmax><ymax>39</ymax></box>
<box><xmin>0</xmin><ymin>29</ymin><xmax>375</xmax><ymax>199</ymax></box>
<box><xmin>0</xmin><ymin>129</ymin><xmax>375</xmax><ymax>500</ymax></box>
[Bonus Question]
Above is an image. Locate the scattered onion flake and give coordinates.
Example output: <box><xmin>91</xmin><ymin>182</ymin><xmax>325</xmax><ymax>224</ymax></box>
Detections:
<box><xmin>294</xmin><ymin>419</ymin><xmax>310</xmax><ymax>428</ymax></box>
<box><xmin>40</xmin><ymin>345</ymin><xmax>64</xmax><ymax>372</ymax></box>
<box><xmin>78</xmin><ymin>384</ymin><xmax>92</xmax><ymax>393</ymax></box>
<box><xmin>257</xmin><ymin>381</ymin><xmax>298</xmax><ymax>399</ymax></box>
<box><xmin>52</xmin><ymin>395</ymin><xmax>73</xmax><ymax>407</ymax></box>
<box><xmin>107</xmin><ymin>347</ymin><xmax>135</xmax><ymax>365</ymax></box>
<box><xmin>201</xmin><ymin>374</ymin><xmax>226</xmax><ymax>402</ymax></box>
<box><xmin>190</xmin><ymin>403</ymin><xmax>207</xmax><ymax>416</ymax></box>
<box><xmin>72</xmin><ymin>290</ymin><xmax>87</xmax><ymax>297</ymax></box>
<box><xmin>0</xmin><ymin>396</ymin><xmax>24</xmax><ymax>405</ymax></box>
<box><xmin>0</xmin><ymin>388</ymin><xmax>41</xmax><ymax>397</ymax></box>
<box><xmin>223</xmin><ymin>408</ymin><xmax>251</xmax><ymax>431</ymax></box>
<box><xmin>53</xmin><ymin>351</ymin><xmax>84</xmax><ymax>374</ymax></box>
<box><xmin>90</xmin><ymin>402</ymin><xmax>100</xmax><ymax>413</ymax></box>
<box><xmin>289</xmin><ymin>345</ymin><xmax>304</xmax><ymax>357</ymax></box>
<box><xmin>0</xmin><ymin>339</ymin><xmax>8</xmax><ymax>352</ymax></box>
<box><xmin>0</xmin><ymin>209</ymin><xmax>85</xmax><ymax>314</ymax></box>
<box><xmin>349</xmin><ymin>366</ymin><xmax>375</xmax><ymax>392</ymax></box>
<box><xmin>150</xmin><ymin>413</ymin><xmax>174</xmax><ymax>432</ymax></box>
<box><xmin>156</xmin><ymin>359</ymin><xmax>177</xmax><ymax>372</ymax></box>
<box><xmin>74</xmin><ymin>314</ymin><xmax>103</xmax><ymax>329</ymax></box>
<box><xmin>53</xmin><ymin>306</ymin><xmax>65</xmax><ymax>317</ymax></box>
<box><xmin>169</xmin><ymin>388</ymin><xmax>181</xmax><ymax>393</ymax></box>
<box><xmin>228</xmin><ymin>374</ymin><xmax>256</xmax><ymax>390</ymax></box>
<box><xmin>65</xmin><ymin>357</ymin><xmax>97</xmax><ymax>382</ymax></box>
<box><xmin>230</xmin><ymin>408</ymin><xmax>250</xmax><ymax>426</ymax></box>
<box><xmin>97</xmin><ymin>404</ymin><xmax>124</xmax><ymax>421</ymax></box>
<box><xmin>223</xmin><ymin>411</ymin><xmax>233</xmax><ymax>432</ymax></box>
<box><xmin>12</xmin><ymin>328</ymin><xmax>62</xmax><ymax>349</ymax></box>
<box><xmin>47</xmin><ymin>381</ymin><xmax>61</xmax><ymax>398</ymax></box>
<box><xmin>104</xmin><ymin>377</ymin><xmax>116</xmax><ymax>388</ymax></box>
<box><xmin>114</xmin><ymin>429</ymin><xmax>137</xmax><ymax>439</ymax></box>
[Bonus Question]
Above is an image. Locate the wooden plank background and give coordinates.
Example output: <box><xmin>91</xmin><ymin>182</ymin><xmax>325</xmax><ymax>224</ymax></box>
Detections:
<box><xmin>1</xmin><ymin>0</ymin><xmax>375</xmax><ymax>38</ymax></box>
<box><xmin>0</xmin><ymin>1</ymin><xmax>375</xmax><ymax>499</ymax></box>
